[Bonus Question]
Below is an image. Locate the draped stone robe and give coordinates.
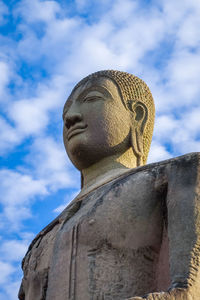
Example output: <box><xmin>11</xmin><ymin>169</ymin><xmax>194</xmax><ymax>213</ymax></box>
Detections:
<box><xmin>18</xmin><ymin>153</ymin><xmax>200</xmax><ymax>300</ymax></box>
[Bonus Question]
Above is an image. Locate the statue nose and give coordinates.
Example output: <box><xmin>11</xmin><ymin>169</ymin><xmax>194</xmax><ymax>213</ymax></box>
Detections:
<box><xmin>65</xmin><ymin>113</ymin><xmax>82</xmax><ymax>129</ymax></box>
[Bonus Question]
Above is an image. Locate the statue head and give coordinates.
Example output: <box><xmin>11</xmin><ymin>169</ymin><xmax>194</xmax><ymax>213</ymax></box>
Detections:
<box><xmin>63</xmin><ymin>70</ymin><xmax>155</xmax><ymax>181</ymax></box>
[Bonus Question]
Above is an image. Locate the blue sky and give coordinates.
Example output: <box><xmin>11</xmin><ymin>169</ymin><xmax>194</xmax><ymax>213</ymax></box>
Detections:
<box><xmin>0</xmin><ymin>0</ymin><xmax>200</xmax><ymax>299</ymax></box>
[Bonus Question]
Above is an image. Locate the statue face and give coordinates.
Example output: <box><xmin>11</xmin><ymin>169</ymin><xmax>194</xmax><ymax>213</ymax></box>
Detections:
<box><xmin>63</xmin><ymin>77</ymin><xmax>133</xmax><ymax>170</ymax></box>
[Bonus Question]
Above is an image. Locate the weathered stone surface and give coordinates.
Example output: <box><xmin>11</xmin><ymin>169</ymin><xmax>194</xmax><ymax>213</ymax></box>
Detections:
<box><xmin>19</xmin><ymin>153</ymin><xmax>200</xmax><ymax>299</ymax></box>
<box><xmin>19</xmin><ymin>70</ymin><xmax>200</xmax><ymax>299</ymax></box>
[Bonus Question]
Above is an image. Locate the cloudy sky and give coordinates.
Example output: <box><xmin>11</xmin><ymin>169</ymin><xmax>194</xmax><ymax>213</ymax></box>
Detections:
<box><xmin>0</xmin><ymin>0</ymin><xmax>200</xmax><ymax>298</ymax></box>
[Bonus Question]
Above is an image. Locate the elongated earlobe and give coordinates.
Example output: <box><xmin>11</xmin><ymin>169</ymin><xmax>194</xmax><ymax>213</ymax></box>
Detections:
<box><xmin>130</xmin><ymin>102</ymin><xmax>148</xmax><ymax>166</ymax></box>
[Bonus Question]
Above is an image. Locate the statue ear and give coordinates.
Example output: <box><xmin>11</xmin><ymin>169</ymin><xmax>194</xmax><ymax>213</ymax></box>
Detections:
<box><xmin>133</xmin><ymin>101</ymin><xmax>148</xmax><ymax>134</ymax></box>
<box><xmin>129</xmin><ymin>101</ymin><xmax>148</xmax><ymax>166</ymax></box>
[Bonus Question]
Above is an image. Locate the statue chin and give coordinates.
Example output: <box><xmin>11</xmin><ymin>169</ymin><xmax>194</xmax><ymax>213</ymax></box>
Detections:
<box><xmin>67</xmin><ymin>148</ymin><xmax>92</xmax><ymax>171</ymax></box>
<box><xmin>65</xmin><ymin>140</ymin><xmax>100</xmax><ymax>170</ymax></box>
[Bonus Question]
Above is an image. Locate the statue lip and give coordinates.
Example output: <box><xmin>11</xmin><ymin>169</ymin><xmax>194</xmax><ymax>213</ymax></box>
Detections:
<box><xmin>67</xmin><ymin>124</ymin><xmax>88</xmax><ymax>140</ymax></box>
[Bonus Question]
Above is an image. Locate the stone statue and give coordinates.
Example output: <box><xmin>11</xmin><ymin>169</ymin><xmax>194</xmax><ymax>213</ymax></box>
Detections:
<box><xmin>19</xmin><ymin>70</ymin><xmax>200</xmax><ymax>300</ymax></box>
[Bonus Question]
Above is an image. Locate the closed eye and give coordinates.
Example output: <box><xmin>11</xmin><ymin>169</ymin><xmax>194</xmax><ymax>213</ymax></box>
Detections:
<box><xmin>83</xmin><ymin>96</ymin><xmax>103</xmax><ymax>102</ymax></box>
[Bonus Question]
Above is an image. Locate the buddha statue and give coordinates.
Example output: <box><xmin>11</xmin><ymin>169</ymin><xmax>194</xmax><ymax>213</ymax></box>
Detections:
<box><xmin>19</xmin><ymin>70</ymin><xmax>200</xmax><ymax>300</ymax></box>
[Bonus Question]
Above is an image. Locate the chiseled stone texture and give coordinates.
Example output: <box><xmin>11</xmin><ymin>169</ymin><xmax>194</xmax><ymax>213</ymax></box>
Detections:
<box><xmin>19</xmin><ymin>153</ymin><xmax>200</xmax><ymax>299</ymax></box>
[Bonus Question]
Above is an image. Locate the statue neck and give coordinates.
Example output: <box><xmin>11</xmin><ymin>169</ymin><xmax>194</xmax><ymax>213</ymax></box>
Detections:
<box><xmin>81</xmin><ymin>148</ymin><xmax>137</xmax><ymax>192</ymax></box>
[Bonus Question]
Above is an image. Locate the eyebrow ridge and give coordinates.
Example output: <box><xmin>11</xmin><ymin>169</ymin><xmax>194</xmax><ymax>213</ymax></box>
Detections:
<box><xmin>63</xmin><ymin>85</ymin><xmax>114</xmax><ymax>118</ymax></box>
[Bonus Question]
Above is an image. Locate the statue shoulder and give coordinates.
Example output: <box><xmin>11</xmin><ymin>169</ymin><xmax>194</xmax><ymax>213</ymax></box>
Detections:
<box><xmin>165</xmin><ymin>152</ymin><xmax>200</xmax><ymax>166</ymax></box>
<box><xmin>21</xmin><ymin>215</ymin><xmax>60</xmax><ymax>269</ymax></box>
<box><xmin>22</xmin><ymin>199</ymin><xmax>82</xmax><ymax>269</ymax></box>
<box><xmin>145</xmin><ymin>152</ymin><xmax>200</xmax><ymax>189</ymax></box>
<box><xmin>158</xmin><ymin>152</ymin><xmax>200</xmax><ymax>173</ymax></box>
<box><xmin>120</xmin><ymin>152</ymin><xmax>200</xmax><ymax>189</ymax></box>
<box><xmin>139</xmin><ymin>152</ymin><xmax>200</xmax><ymax>173</ymax></box>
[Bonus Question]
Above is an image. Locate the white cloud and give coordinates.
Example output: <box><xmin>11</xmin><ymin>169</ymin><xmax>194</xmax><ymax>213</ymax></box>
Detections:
<box><xmin>0</xmin><ymin>2</ymin><xmax>8</xmax><ymax>25</ymax></box>
<box><xmin>184</xmin><ymin>108</ymin><xmax>200</xmax><ymax>135</ymax></box>
<box><xmin>148</xmin><ymin>141</ymin><xmax>171</xmax><ymax>164</ymax></box>
<box><xmin>4</xmin><ymin>280</ymin><xmax>22</xmax><ymax>300</ymax></box>
<box><xmin>0</xmin><ymin>239</ymin><xmax>28</xmax><ymax>262</ymax></box>
<box><xmin>0</xmin><ymin>117</ymin><xmax>21</xmax><ymax>154</ymax></box>
<box><xmin>12</xmin><ymin>0</ymin><xmax>165</xmax><ymax>78</ymax></box>
<box><xmin>16</xmin><ymin>0</ymin><xmax>61</xmax><ymax>24</ymax></box>
<box><xmin>0</xmin><ymin>260</ymin><xmax>15</xmax><ymax>285</ymax></box>
<box><xmin>0</xmin><ymin>170</ymin><xmax>47</xmax><ymax>206</ymax></box>
<box><xmin>26</xmin><ymin>136</ymin><xmax>80</xmax><ymax>191</ymax></box>
<box><xmin>177</xmin><ymin>14</ymin><xmax>200</xmax><ymax>48</ymax></box>
<box><xmin>162</xmin><ymin>0</ymin><xmax>200</xmax><ymax>30</ymax></box>
<box><xmin>15</xmin><ymin>1</ymin><xmax>81</xmax><ymax>67</ymax></box>
<box><xmin>0</xmin><ymin>61</ymin><xmax>10</xmax><ymax>99</ymax></box>
<box><xmin>9</xmin><ymin>98</ymin><xmax>49</xmax><ymax>135</ymax></box>
<box><xmin>154</xmin><ymin>115</ymin><xmax>178</xmax><ymax>142</ymax></box>
<box><xmin>19</xmin><ymin>231</ymin><xmax>35</xmax><ymax>241</ymax></box>
<box><xmin>6</xmin><ymin>74</ymin><xmax>69</xmax><ymax>143</ymax></box>
<box><xmin>166</xmin><ymin>50</ymin><xmax>200</xmax><ymax>104</ymax></box>
<box><xmin>0</xmin><ymin>169</ymin><xmax>48</xmax><ymax>230</ymax></box>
